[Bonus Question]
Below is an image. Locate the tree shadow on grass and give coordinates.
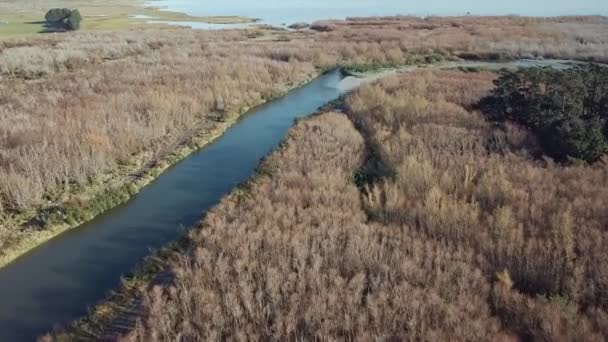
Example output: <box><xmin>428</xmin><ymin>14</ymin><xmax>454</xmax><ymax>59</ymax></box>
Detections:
<box><xmin>25</xmin><ymin>20</ymin><xmax>70</xmax><ymax>33</ymax></box>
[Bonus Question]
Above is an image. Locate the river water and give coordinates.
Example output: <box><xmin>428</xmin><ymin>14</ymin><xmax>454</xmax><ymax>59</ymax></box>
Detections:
<box><xmin>0</xmin><ymin>70</ymin><xmax>344</xmax><ymax>341</ymax></box>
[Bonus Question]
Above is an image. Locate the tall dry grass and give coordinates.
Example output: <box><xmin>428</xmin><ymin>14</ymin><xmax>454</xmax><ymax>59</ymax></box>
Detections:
<box><xmin>2</xmin><ymin>15</ymin><xmax>608</xmax><ymax>269</ymax></box>
<box><xmin>310</xmin><ymin>16</ymin><xmax>608</xmax><ymax>63</ymax></box>
<box><xmin>345</xmin><ymin>70</ymin><xmax>608</xmax><ymax>339</ymax></box>
<box><xmin>2</xmin><ymin>15</ymin><xmax>607</xmax><ymax>214</ymax></box>
<box><xmin>123</xmin><ymin>112</ymin><xmax>510</xmax><ymax>341</ymax></box>
<box><xmin>123</xmin><ymin>70</ymin><xmax>608</xmax><ymax>340</ymax></box>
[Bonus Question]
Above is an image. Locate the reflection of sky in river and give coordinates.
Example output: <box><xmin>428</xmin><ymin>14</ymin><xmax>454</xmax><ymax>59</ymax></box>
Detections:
<box><xmin>146</xmin><ymin>0</ymin><xmax>607</xmax><ymax>26</ymax></box>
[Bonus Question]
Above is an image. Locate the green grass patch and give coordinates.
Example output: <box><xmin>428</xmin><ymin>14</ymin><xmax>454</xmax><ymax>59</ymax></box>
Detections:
<box><xmin>41</xmin><ymin>185</ymin><xmax>135</xmax><ymax>228</ymax></box>
<box><xmin>0</xmin><ymin>21</ymin><xmax>45</xmax><ymax>38</ymax></box>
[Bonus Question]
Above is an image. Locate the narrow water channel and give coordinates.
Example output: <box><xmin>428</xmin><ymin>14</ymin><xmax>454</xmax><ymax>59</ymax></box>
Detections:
<box><xmin>0</xmin><ymin>69</ymin><xmax>344</xmax><ymax>341</ymax></box>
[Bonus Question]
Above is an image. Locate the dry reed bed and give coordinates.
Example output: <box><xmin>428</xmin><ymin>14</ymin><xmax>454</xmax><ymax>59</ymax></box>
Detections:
<box><xmin>1</xmin><ymin>15</ymin><xmax>607</xmax><ymax>266</ymax></box>
<box><xmin>345</xmin><ymin>70</ymin><xmax>608</xmax><ymax>339</ymax></box>
<box><xmin>0</xmin><ymin>26</ymin><xmax>419</xmax><ymax>260</ymax></box>
<box><xmin>123</xmin><ymin>112</ymin><xmax>508</xmax><ymax>340</ymax></box>
<box><xmin>0</xmin><ymin>29</ymin><xmax>318</xmax><ymax>260</ymax></box>
<box><xmin>123</xmin><ymin>70</ymin><xmax>608</xmax><ymax>340</ymax></box>
<box><xmin>311</xmin><ymin>16</ymin><xmax>608</xmax><ymax>63</ymax></box>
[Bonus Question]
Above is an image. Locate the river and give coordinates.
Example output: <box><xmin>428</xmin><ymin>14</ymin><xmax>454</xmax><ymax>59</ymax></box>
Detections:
<box><xmin>0</xmin><ymin>70</ymin><xmax>345</xmax><ymax>341</ymax></box>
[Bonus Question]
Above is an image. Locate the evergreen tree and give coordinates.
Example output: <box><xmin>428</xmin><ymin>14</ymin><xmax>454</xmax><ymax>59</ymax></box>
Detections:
<box><xmin>480</xmin><ymin>65</ymin><xmax>608</xmax><ymax>162</ymax></box>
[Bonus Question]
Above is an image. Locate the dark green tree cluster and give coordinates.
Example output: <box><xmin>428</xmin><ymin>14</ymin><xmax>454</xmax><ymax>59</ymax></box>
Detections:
<box><xmin>45</xmin><ymin>8</ymin><xmax>82</xmax><ymax>31</ymax></box>
<box><xmin>480</xmin><ymin>65</ymin><xmax>608</xmax><ymax>162</ymax></box>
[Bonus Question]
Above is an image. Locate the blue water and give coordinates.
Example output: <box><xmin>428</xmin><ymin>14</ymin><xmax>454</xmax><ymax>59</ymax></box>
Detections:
<box><xmin>0</xmin><ymin>70</ymin><xmax>345</xmax><ymax>342</ymax></box>
<box><xmin>147</xmin><ymin>0</ymin><xmax>607</xmax><ymax>27</ymax></box>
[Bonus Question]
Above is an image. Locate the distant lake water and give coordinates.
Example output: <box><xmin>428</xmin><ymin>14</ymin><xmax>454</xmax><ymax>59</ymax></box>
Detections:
<box><xmin>146</xmin><ymin>0</ymin><xmax>607</xmax><ymax>28</ymax></box>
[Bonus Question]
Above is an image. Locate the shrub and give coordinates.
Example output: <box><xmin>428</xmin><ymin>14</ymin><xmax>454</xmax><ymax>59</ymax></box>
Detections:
<box><xmin>310</xmin><ymin>21</ymin><xmax>336</xmax><ymax>32</ymax></box>
<box><xmin>45</xmin><ymin>8</ymin><xmax>72</xmax><ymax>22</ymax></box>
<box><xmin>65</xmin><ymin>10</ymin><xmax>82</xmax><ymax>30</ymax></box>
<box><xmin>44</xmin><ymin>8</ymin><xmax>82</xmax><ymax>31</ymax></box>
<box><xmin>288</xmin><ymin>22</ymin><xmax>309</xmax><ymax>30</ymax></box>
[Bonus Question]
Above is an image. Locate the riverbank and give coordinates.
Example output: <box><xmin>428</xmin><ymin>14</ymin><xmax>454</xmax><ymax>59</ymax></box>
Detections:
<box><xmin>0</xmin><ymin>71</ymin><xmax>317</xmax><ymax>270</ymax></box>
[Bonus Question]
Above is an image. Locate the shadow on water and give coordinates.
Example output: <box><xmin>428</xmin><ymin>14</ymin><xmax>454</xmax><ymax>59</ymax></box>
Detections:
<box><xmin>0</xmin><ymin>69</ymin><xmax>345</xmax><ymax>341</ymax></box>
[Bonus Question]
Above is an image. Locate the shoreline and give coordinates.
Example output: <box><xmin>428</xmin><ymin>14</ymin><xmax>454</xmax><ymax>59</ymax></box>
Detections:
<box><xmin>0</xmin><ymin>72</ymin><xmax>318</xmax><ymax>270</ymax></box>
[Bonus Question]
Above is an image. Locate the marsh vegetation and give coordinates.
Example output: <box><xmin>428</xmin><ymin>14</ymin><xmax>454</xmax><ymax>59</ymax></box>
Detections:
<box><xmin>1</xmin><ymin>12</ymin><xmax>608</xmax><ymax>275</ymax></box>
<box><xmin>112</xmin><ymin>69</ymin><xmax>608</xmax><ymax>340</ymax></box>
<box><xmin>0</xmin><ymin>11</ymin><xmax>596</xmax><ymax>340</ymax></box>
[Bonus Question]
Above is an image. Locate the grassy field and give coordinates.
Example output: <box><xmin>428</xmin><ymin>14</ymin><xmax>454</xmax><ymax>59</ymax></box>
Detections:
<box><xmin>0</xmin><ymin>0</ymin><xmax>253</xmax><ymax>38</ymax></box>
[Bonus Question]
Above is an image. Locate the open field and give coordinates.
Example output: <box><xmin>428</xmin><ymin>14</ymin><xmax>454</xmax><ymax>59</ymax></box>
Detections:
<box><xmin>0</xmin><ymin>0</ymin><xmax>253</xmax><ymax>39</ymax></box>
<box><xmin>1</xmin><ymin>15</ymin><xmax>607</xmax><ymax>269</ymax></box>
<box><xmin>57</xmin><ymin>69</ymin><xmax>608</xmax><ymax>340</ymax></box>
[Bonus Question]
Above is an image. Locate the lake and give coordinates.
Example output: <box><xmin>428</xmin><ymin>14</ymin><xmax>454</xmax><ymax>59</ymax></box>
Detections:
<box><xmin>146</xmin><ymin>0</ymin><xmax>607</xmax><ymax>28</ymax></box>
